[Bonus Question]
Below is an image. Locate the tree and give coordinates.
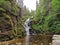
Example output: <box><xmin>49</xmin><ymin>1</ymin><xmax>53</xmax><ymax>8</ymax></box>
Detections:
<box><xmin>31</xmin><ymin>0</ymin><xmax>60</xmax><ymax>34</ymax></box>
<box><xmin>0</xmin><ymin>0</ymin><xmax>21</xmax><ymax>40</ymax></box>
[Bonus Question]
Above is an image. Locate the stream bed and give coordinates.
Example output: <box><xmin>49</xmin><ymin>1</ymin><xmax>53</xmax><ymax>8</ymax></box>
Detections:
<box><xmin>0</xmin><ymin>35</ymin><xmax>53</xmax><ymax>45</ymax></box>
<box><xmin>0</xmin><ymin>35</ymin><xmax>60</xmax><ymax>45</ymax></box>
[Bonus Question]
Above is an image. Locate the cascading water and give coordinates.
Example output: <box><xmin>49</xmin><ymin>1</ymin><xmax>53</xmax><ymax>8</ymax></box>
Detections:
<box><xmin>24</xmin><ymin>18</ymin><xmax>31</xmax><ymax>35</ymax></box>
<box><xmin>24</xmin><ymin>16</ymin><xmax>33</xmax><ymax>45</ymax></box>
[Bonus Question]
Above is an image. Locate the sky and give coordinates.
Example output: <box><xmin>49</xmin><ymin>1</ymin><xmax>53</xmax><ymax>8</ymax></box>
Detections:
<box><xmin>23</xmin><ymin>0</ymin><xmax>36</xmax><ymax>11</ymax></box>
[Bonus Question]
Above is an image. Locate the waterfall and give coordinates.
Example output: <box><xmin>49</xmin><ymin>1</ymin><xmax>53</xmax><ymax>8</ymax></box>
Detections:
<box><xmin>24</xmin><ymin>18</ymin><xmax>31</xmax><ymax>35</ymax></box>
<box><xmin>24</xmin><ymin>16</ymin><xmax>33</xmax><ymax>45</ymax></box>
<box><xmin>24</xmin><ymin>18</ymin><xmax>31</xmax><ymax>45</ymax></box>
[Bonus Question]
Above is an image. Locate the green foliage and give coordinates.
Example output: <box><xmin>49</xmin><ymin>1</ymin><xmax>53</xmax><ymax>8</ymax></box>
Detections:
<box><xmin>0</xmin><ymin>0</ymin><xmax>23</xmax><ymax>39</ymax></box>
<box><xmin>31</xmin><ymin>0</ymin><xmax>60</xmax><ymax>34</ymax></box>
<box><xmin>51</xmin><ymin>0</ymin><xmax>60</xmax><ymax>13</ymax></box>
<box><xmin>0</xmin><ymin>0</ymin><xmax>60</xmax><ymax>41</ymax></box>
<box><xmin>22</xmin><ymin>6</ymin><xmax>35</xmax><ymax>24</ymax></box>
